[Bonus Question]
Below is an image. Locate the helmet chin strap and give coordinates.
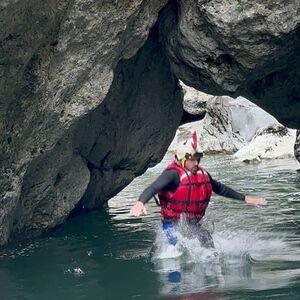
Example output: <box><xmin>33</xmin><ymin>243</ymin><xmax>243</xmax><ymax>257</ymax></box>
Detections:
<box><xmin>180</xmin><ymin>158</ymin><xmax>186</xmax><ymax>168</ymax></box>
<box><xmin>174</xmin><ymin>154</ymin><xmax>186</xmax><ymax>167</ymax></box>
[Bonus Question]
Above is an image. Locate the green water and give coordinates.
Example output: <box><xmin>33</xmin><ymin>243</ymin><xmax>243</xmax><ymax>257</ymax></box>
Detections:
<box><xmin>1</xmin><ymin>155</ymin><xmax>300</xmax><ymax>300</ymax></box>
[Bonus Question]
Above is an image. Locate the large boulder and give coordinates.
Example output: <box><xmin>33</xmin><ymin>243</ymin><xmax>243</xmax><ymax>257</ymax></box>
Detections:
<box><xmin>0</xmin><ymin>1</ymin><xmax>183</xmax><ymax>245</ymax></box>
<box><xmin>234</xmin><ymin>125</ymin><xmax>297</xmax><ymax>163</ymax></box>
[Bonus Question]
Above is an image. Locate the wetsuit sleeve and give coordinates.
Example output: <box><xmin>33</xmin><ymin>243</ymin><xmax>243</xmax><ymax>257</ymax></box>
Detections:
<box><xmin>138</xmin><ymin>169</ymin><xmax>180</xmax><ymax>204</ymax></box>
<box><xmin>209</xmin><ymin>173</ymin><xmax>245</xmax><ymax>201</ymax></box>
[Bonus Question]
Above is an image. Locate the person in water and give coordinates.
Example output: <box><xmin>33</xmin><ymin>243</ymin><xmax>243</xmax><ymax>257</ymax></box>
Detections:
<box><xmin>130</xmin><ymin>131</ymin><xmax>267</xmax><ymax>247</ymax></box>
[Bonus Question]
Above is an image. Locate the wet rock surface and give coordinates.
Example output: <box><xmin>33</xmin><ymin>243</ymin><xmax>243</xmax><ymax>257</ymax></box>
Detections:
<box><xmin>0</xmin><ymin>0</ymin><xmax>299</xmax><ymax>244</ymax></box>
<box><xmin>0</xmin><ymin>0</ymin><xmax>181</xmax><ymax>244</ymax></box>
<box><xmin>159</xmin><ymin>0</ymin><xmax>300</xmax><ymax>128</ymax></box>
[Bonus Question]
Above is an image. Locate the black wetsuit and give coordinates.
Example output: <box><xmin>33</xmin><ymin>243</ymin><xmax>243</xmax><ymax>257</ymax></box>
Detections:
<box><xmin>138</xmin><ymin>168</ymin><xmax>245</xmax><ymax>248</ymax></box>
<box><xmin>138</xmin><ymin>169</ymin><xmax>245</xmax><ymax>204</ymax></box>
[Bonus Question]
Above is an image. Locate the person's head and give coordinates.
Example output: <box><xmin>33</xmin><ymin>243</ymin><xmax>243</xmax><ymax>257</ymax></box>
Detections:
<box><xmin>184</xmin><ymin>154</ymin><xmax>202</xmax><ymax>174</ymax></box>
<box><xmin>174</xmin><ymin>131</ymin><xmax>203</xmax><ymax>173</ymax></box>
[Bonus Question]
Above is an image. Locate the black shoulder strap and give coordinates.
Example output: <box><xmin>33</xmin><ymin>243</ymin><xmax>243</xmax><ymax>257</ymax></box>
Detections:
<box><xmin>183</xmin><ymin>169</ymin><xmax>192</xmax><ymax>209</ymax></box>
<box><xmin>153</xmin><ymin>194</ymin><xmax>160</xmax><ymax>206</ymax></box>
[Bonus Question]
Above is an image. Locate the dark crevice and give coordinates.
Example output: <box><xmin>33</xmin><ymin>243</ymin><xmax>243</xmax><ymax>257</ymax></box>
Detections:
<box><xmin>180</xmin><ymin>111</ymin><xmax>204</xmax><ymax>125</ymax></box>
<box><xmin>215</xmin><ymin>54</ymin><xmax>235</xmax><ymax>66</ymax></box>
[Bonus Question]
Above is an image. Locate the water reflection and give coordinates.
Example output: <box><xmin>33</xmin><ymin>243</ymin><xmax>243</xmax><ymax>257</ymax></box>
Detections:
<box><xmin>165</xmin><ymin>291</ymin><xmax>222</xmax><ymax>300</ymax></box>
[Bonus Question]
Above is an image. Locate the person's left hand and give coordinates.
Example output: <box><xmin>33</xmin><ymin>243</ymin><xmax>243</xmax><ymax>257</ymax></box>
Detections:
<box><xmin>245</xmin><ymin>196</ymin><xmax>267</xmax><ymax>206</ymax></box>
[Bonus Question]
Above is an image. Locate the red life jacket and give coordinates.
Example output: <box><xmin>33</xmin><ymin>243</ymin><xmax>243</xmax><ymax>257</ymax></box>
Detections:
<box><xmin>158</xmin><ymin>162</ymin><xmax>212</xmax><ymax>221</ymax></box>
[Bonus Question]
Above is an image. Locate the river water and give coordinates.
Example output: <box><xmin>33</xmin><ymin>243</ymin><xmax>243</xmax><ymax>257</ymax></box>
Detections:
<box><xmin>1</xmin><ymin>154</ymin><xmax>300</xmax><ymax>300</ymax></box>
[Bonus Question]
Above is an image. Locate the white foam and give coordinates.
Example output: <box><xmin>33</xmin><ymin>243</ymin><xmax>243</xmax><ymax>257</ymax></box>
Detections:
<box><xmin>152</xmin><ymin>224</ymin><xmax>300</xmax><ymax>296</ymax></box>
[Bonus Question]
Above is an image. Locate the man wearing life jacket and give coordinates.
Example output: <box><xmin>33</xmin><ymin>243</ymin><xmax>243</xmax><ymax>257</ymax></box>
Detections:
<box><xmin>130</xmin><ymin>131</ymin><xmax>267</xmax><ymax>247</ymax></box>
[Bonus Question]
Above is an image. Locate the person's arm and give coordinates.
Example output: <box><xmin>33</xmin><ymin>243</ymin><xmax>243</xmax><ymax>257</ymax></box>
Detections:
<box><xmin>209</xmin><ymin>174</ymin><xmax>267</xmax><ymax>206</ymax></box>
<box><xmin>130</xmin><ymin>169</ymin><xmax>180</xmax><ymax>216</ymax></box>
<box><xmin>210</xmin><ymin>176</ymin><xmax>245</xmax><ymax>200</ymax></box>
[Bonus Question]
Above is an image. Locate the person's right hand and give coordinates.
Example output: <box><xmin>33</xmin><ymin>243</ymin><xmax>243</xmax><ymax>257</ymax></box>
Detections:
<box><xmin>130</xmin><ymin>201</ymin><xmax>147</xmax><ymax>217</ymax></box>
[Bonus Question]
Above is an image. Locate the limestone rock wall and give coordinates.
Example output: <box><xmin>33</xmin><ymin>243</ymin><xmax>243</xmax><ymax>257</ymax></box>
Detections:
<box><xmin>10</xmin><ymin>28</ymin><xmax>183</xmax><ymax>242</ymax></box>
<box><xmin>159</xmin><ymin>0</ymin><xmax>300</xmax><ymax>128</ymax></box>
<box><xmin>0</xmin><ymin>0</ymin><xmax>183</xmax><ymax>245</ymax></box>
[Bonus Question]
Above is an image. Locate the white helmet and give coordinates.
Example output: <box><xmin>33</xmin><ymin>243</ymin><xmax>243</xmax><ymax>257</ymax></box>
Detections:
<box><xmin>174</xmin><ymin>131</ymin><xmax>203</xmax><ymax>165</ymax></box>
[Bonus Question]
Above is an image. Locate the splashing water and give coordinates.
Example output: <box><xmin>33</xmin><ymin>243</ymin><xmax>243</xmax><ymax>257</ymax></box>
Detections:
<box><xmin>151</xmin><ymin>216</ymin><xmax>300</xmax><ymax>296</ymax></box>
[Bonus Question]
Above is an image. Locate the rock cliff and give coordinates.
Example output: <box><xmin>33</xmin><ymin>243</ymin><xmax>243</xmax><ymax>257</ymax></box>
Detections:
<box><xmin>0</xmin><ymin>0</ymin><xmax>299</xmax><ymax>244</ymax></box>
<box><xmin>159</xmin><ymin>0</ymin><xmax>300</xmax><ymax>127</ymax></box>
<box><xmin>0</xmin><ymin>0</ymin><xmax>182</xmax><ymax>244</ymax></box>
